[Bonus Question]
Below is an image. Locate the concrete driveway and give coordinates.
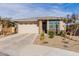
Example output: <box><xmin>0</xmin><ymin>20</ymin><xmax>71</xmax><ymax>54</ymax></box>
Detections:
<box><xmin>0</xmin><ymin>33</ymin><xmax>38</xmax><ymax>55</ymax></box>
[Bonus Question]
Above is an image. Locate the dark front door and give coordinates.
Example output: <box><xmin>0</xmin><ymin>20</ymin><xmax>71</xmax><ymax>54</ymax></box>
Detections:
<box><xmin>42</xmin><ymin>20</ymin><xmax>47</xmax><ymax>33</ymax></box>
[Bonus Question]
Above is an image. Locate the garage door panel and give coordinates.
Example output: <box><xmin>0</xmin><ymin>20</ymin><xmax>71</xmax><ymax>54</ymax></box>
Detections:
<box><xmin>18</xmin><ymin>24</ymin><xmax>38</xmax><ymax>34</ymax></box>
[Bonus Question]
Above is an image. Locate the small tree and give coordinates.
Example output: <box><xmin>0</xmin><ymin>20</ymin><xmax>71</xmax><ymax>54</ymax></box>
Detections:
<box><xmin>63</xmin><ymin>18</ymin><xmax>68</xmax><ymax>23</ymax></box>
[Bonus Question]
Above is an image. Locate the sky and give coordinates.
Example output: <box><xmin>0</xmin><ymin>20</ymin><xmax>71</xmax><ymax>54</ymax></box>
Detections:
<box><xmin>0</xmin><ymin>3</ymin><xmax>79</xmax><ymax>19</ymax></box>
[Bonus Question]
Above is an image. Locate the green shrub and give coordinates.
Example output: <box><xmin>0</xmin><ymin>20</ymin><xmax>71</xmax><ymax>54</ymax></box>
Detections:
<box><xmin>40</xmin><ymin>32</ymin><xmax>45</xmax><ymax>40</ymax></box>
<box><xmin>48</xmin><ymin>31</ymin><xmax>55</xmax><ymax>38</ymax></box>
<box><xmin>60</xmin><ymin>31</ymin><xmax>65</xmax><ymax>37</ymax></box>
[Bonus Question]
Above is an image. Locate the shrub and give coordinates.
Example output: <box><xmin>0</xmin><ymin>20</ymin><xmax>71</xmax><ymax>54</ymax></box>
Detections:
<box><xmin>48</xmin><ymin>31</ymin><xmax>55</xmax><ymax>38</ymax></box>
<box><xmin>40</xmin><ymin>32</ymin><xmax>45</xmax><ymax>40</ymax></box>
<box><xmin>60</xmin><ymin>31</ymin><xmax>65</xmax><ymax>37</ymax></box>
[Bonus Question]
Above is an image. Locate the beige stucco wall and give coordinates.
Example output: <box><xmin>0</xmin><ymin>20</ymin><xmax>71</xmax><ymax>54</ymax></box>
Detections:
<box><xmin>0</xmin><ymin>24</ymin><xmax>2</xmax><ymax>31</ymax></box>
<box><xmin>59</xmin><ymin>21</ymin><xmax>66</xmax><ymax>31</ymax></box>
<box><xmin>39</xmin><ymin>20</ymin><xmax>43</xmax><ymax>34</ymax></box>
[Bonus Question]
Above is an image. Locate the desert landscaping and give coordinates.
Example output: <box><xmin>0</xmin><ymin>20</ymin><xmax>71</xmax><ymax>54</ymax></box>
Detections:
<box><xmin>34</xmin><ymin>35</ymin><xmax>79</xmax><ymax>53</ymax></box>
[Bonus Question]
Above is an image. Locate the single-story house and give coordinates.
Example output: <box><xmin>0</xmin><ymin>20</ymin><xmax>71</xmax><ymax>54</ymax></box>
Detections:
<box><xmin>14</xmin><ymin>17</ymin><xmax>66</xmax><ymax>34</ymax></box>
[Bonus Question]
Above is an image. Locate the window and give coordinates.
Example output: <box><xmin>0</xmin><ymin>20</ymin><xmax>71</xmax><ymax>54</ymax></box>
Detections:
<box><xmin>49</xmin><ymin>20</ymin><xmax>59</xmax><ymax>30</ymax></box>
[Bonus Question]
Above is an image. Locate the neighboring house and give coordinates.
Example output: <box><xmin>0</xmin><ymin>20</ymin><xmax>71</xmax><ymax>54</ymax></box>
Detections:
<box><xmin>0</xmin><ymin>19</ymin><xmax>18</xmax><ymax>36</ymax></box>
<box><xmin>3</xmin><ymin>21</ymin><xmax>18</xmax><ymax>35</ymax></box>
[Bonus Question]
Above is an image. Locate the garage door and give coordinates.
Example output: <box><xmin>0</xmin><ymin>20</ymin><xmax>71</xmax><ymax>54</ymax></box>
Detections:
<box><xmin>18</xmin><ymin>24</ymin><xmax>39</xmax><ymax>34</ymax></box>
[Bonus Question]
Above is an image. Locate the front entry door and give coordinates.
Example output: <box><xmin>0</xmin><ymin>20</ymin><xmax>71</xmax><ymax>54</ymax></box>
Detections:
<box><xmin>42</xmin><ymin>20</ymin><xmax>47</xmax><ymax>33</ymax></box>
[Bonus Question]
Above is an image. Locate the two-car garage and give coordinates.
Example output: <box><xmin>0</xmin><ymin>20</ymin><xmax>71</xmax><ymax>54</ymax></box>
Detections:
<box><xmin>15</xmin><ymin>20</ymin><xmax>39</xmax><ymax>34</ymax></box>
<box><xmin>18</xmin><ymin>24</ymin><xmax>38</xmax><ymax>34</ymax></box>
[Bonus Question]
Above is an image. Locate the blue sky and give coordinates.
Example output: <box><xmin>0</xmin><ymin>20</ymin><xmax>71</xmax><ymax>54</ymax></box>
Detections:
<box><xmin>0</xmin><ymin>3</ymin><xmax>79</xmax><ymax>19</ymax></box>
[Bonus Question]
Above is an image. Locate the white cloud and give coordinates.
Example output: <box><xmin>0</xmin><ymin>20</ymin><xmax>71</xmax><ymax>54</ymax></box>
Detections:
<box><xmin>0</xmin><ymin>4</ymin><xmax>72</xmax><ymax>19</ymax></box>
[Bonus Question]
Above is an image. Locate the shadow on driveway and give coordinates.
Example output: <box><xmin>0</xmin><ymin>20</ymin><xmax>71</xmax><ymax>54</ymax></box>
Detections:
<box><xmin>0</xmin><ymin>52</ymin><xmax>10</xmax><ymax>56</ymax></box>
